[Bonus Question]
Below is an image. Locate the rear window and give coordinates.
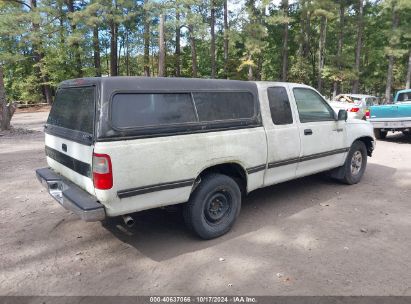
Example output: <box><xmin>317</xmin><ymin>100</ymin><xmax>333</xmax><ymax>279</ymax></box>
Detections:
<box><xmin>111</xmin><ymin>93</ymin><xmax>197</xmax><ymax>129</ymax></box>
<box><xmin>47</xmin><ymin>86</ymin><xmax>95</xmax><ymax>134</ymax></box>
<box><xmin>397</xmin><ymin>92</ymin><xmax>411</xmax><ymax>102</ymax></box>
<box><xmin>192</xmin><ymin>92</ymin><xmax>255</xmax><ymax>122</ymax></box>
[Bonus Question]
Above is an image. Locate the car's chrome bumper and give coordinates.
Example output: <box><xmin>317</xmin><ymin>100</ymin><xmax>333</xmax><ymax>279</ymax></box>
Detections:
<box><xmin>36</xmin><ymin>167</ymin><xmax>106</xmax><ymax>222</ymax></box>
<box><xmin>369</xmin><ymin>119</ymin><xmax>411</xmax><ymax>129</ymax></box>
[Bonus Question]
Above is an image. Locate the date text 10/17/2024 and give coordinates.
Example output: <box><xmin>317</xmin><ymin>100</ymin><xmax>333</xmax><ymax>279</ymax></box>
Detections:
<box><xmin>149</xmin><ymin>297</ymin><xmax>257</xmax><ymax>303</ymax></box>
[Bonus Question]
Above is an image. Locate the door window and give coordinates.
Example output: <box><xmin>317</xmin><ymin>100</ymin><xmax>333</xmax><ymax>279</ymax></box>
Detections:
<box><xmin>293</xmin><ymin>88</ymin><xmax>335</xmax><ymax>123</ymax></box>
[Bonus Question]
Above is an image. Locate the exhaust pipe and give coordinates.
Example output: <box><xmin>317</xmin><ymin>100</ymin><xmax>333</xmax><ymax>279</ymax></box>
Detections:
<box><xmin>122</xmin><ymin>215</ymin><xmax>135</xmax><ymax>228</ymax></box>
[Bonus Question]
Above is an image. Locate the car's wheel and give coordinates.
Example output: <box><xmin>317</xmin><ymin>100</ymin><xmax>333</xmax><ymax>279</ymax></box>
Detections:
<box><xmin>340</xmin><ymin>141</ymin><xmax>368</xmax><ymax>185</ymax></box>
<box><xmin>374</xmin><ymin>128</ymin><xmax>387</xmax><ymax>139</ymax></box>
<box><xmin>183</xmin><ymin>173</ymin><xmax>241</xmax><ymax>240</ymax></box>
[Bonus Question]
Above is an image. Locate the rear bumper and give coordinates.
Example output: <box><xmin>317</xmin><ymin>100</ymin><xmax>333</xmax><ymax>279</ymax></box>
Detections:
<box><xmin>36</xmin><ymin>167</ymin><xmax>105</xmax><ymax>222</ymax></box>
<box><xmin>369</xmin><ymin>119</ymin><xmax>411</xmax><ymax>129</ymax></box>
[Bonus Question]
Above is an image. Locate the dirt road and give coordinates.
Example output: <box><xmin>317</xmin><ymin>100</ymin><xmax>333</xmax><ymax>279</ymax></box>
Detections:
<box><xmin>1</xmin><ymin>112</ymin><xmax>410</xmax><ymax>295</ymax></box>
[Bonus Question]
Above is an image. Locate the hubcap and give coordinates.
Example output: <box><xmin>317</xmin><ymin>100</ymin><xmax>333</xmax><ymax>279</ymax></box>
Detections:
<box><xmin>351</xmin><ymin>151</ymin><xmax>363</xmax><ymax>175</ymax></box>
<box><xmin>204</xmin><ymin>190</ymin><xmax>231</xmax><ymax>223</ymax></box>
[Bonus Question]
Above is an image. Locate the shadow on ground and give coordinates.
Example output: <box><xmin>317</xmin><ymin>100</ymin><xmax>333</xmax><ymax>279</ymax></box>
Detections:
<box><xmin>381</xmin><ymin>132</ymin><xmax>411</xmax><ymax>144</ymax></box>
<box><xmin>102</xmin><ymin>162</ymin><xmax>397</xmax><ymax>262</ymax></box>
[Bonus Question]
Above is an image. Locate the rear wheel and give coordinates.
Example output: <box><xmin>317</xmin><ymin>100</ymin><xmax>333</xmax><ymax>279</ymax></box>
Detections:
<box><xmin>374</xmin><ymin>128</ymin><xmax>387</xmax><ymax>139</ymax></box>
<box><xmin>183</xmin><ymin>173</ymin><xmax>241</xmax><ymax>240</ymax></box>
<box><xmin>340</xmin><ymin>141</ymin><xmax>368</xmax><ymax>185</ymax></box>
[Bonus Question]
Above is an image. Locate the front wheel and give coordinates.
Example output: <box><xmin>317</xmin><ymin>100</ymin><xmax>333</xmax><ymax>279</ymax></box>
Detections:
<box><xmin>340</xmin><ymin>141</ymin><xmax>368</xmax><ymax>185</ymax></box>
<box><xmin>183</xmin><ymin>173</ymin><xmax>241</xmax><ymax>240</ymax></box>
<box><xmin>374</xmin><ymin>128</ymin><xmax>387</xmax><ymax>139</ymax></box>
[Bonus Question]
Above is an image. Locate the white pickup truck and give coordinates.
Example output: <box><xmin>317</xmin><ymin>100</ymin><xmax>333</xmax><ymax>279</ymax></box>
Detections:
<box><xmin>36</xmin><ymin>77</ymin><xmax>375</xmax><ymax>239</ymax></box>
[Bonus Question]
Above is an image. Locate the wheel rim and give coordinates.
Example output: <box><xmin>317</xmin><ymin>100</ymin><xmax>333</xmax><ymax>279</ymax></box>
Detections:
<box><xmin>351</xmin><ymin>150</ymin><xmax>363</xmax><ymax>175</ymax></box>
<box><xmin>204</xmin><ymin>189</ymin><xmax>232</xmax><ymax>224</ymax></box>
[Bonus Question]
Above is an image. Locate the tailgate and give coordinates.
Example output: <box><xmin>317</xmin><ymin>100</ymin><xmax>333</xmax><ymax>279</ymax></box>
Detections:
<box><xmin>44</xmin><ymin>85</ymin><xmax>96</xmax><ymax>196</ymax></box>
<box><xmin>45</xmin><ymin>133</ymin><xmax>95</xmax><ymax>195</ymax></box>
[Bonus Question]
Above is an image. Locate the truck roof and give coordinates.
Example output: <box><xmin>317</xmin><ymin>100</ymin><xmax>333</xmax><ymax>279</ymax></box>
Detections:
<box><xmin>58</xmin><ymin>77</ymin><xmax>312</xmax><ymax>92</ymax></box>
<box><xmin>59</xmin><ymin>76</ymin><xmax>258</xmax><ymax>92</ymax></box>
<box><xmin>396</xmin><ymin>89</ymin><xmax>411</xmax><ymax>94</ymax></box>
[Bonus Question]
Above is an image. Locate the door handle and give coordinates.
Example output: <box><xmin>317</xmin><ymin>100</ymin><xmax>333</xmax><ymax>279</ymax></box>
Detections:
<box><xmin>304</xmin><ymin>129</ymin><xmax>313</xmax><ymax>135</ymax></box>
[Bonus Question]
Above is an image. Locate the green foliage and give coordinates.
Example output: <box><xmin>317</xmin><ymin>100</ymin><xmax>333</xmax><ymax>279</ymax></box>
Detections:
<box><xmin>0</xmin><ymin>0</ymin><xmax>410</xmax><ymax>102</ymax></box>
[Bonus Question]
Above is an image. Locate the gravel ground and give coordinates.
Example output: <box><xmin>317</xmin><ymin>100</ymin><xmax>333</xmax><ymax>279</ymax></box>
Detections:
<box><xmin>0</xmin><ymin>112</ymin><xmax>410</xmax><ymax>296</ymax></box>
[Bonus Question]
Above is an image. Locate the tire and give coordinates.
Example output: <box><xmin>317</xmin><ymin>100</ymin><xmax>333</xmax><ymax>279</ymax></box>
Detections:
<box><xmin>340</xmin><ymin>141</ymin><xmax>368</xmax><ymax>185</ymax></box>
<box><xmin>374</xmin><ymin>128</ymin><xmax>387</xmax><ymax>139</ymax></box>
<box><xmin>183</xmin><ymin>173</ymin><xmax>241</xmax><ymax>240</ymax></box>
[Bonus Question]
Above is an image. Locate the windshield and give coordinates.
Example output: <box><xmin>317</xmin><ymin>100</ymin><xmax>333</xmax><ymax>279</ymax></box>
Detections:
<box><xmin>47</xmin><ymin>86</ymin><xmax>95</xmax><ymax>134</ymax></box>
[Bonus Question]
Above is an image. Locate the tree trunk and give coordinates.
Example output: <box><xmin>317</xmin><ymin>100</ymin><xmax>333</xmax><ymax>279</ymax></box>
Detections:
<box><xmin>406</xmin><ymin>49</ymin><xmax>411</xmax><ymax>89</ymax></box>
<box><xmin>333</xmin><ymin>1</ymin><xmax>344</xmax><ymax>99</ymax></box>
<box><xmin>188</xmin><ymin>25</ymin><xmax>198</xmax><ymax>78</ymax></box>
<box><xmin>352</xmin><ymin>0</ymin><xmax>364</xmax><ymax>94</ymax></box>
<box><xmin>385</xmin><ymin>55</ymin><xmax>395</xmax><ymax>103</ymax></box>
<box><xmin>256</xmin><ymin>55</ymin><xmax>263</xmax><ymax>81</ymax></box>
<box><xmin>281</xmin><ymin>0</ymin><xmax>289</xmax><ymax>81</ymax></box>
<box><xmin>125</xmin><ymin>30</ymin><xmax>130</xmax><ymax>76</ymax></box>
<box><xmin>118</xmin><ymin>32</ymin><xmax>123</xmax><ymax>76</ymax></box>
<box><xmin>210</xmin><ymin>0</ymin><xmax>216</xmax><ymax>78</ymax></box>
<box><xmin>110</xmin><ymin>20</ymin><xmax>118</xmax><ymax>76</ymax></box>
<box><xmin>223</xmin><ymin>0</ymin><xmax>229</xmax><ymax>78</ymax></box>
<box><xmin>247</xmin><ymin>54</ymin><xmax>253</xmax><ymax>81</ymax></box>
<box><xmin>298</xmin><ymin>0</ymin><xmax>305</xmax><ymax>56</ymax></box>
<box><xmin>105</xmin><ymin>46</ymin><xmax>109</xmax><ymax>76</ymax></box>
<box><xmin>30</xmin><ymin>0</ymin><xmax>52</xmax><ymax>104</ymax></box>
<box><xmin>0</xmin><ymin>66</ymin><xmax>17</xmax><ymax>131</ymax></box>
<box><xmin>385</xmin><ymin>6</ymin><xmax>400</xmax><ymax>103</ymax></box>
<box><xmin>175</xmin><ymin>11</ymin><xmax>181</xmax><ymax>77</ymax></box>
<box><xmin>58</xmin><ymin>2</ymin><xmax>65</xmax><ymax>45</ymax></box>
<box><xmin>143</xmin><ymin>6</ymin><xmax>150</xmax><ymax>77</ymax></box>
<box><xmin>158</xmin><ymin>14</ymin><xmax>166</xmax><ymax>77</ymax></box>
<box><xmin>42</xmin><ymin>75</ymin><xmax>53</xmax><ymax>104</ymax></box>
<box><xmin>303</xmin><ymin>4</ymin><xmax>311</xmax><ymax>58</ymax></box>
<box><xmin>317</xmin><ymin>16</ymin><xmax>327</xmax><ymax>92</ymax></box>
<box><xmin>65</xmin><ymin>0</ymin><xmax>82</xmax><ymax>77</ymax></box>
<box><xmin>93</xmin><ymin>26</ymin><xmax>101</xmax><ymax>77</ymax></box>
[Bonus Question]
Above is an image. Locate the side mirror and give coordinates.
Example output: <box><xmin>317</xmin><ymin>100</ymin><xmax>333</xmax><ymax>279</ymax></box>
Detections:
<box><xmin>337</xmin><ymin>109</ymin><xmax>347</xmax><ymax>121</ymax></box>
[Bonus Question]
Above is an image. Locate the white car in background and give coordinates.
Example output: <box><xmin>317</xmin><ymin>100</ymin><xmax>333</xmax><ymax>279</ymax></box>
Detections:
<box><xmin>329</xmin><ymin>94</ymin><xmax>378</xmax><ymax>120</ymax></box>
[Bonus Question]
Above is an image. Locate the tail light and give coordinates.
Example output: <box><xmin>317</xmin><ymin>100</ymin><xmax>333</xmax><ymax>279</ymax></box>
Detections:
<box><xmin>349</xmin><ymin>107</ymin><xmax>360</xmax><ymax>112</ymax></box>
<box><xmin>365</xmin><ymin>110</ymin><xmax>370</xmax><ymax>118</ymax></box>
<box><xmin>92</xmin><ymin>153</ymin><xmax>113</xmax><ymax>190</ymax></box>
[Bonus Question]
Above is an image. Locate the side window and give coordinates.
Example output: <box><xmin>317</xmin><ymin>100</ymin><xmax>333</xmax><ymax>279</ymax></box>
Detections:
<box><xmin>293</xmin><ymin>88</ymin><xmax>335</xmax><ymax>123</ymax></box>
<box><xmin>192</xmin><ymin>92</ymin><xmax>255</xmax><ymax>122</ymax></box>
<box><xmin>111</xmin><ymin>93</ymin><xmax>197</xmax><ymax>129</ymax></box>
<box><xmin>267</xmin><ymin>87</ymin><xmax>293</xmax><ymax>125</ymax></box>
